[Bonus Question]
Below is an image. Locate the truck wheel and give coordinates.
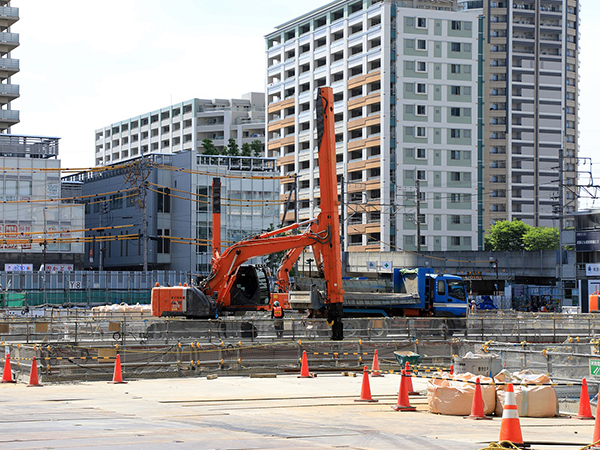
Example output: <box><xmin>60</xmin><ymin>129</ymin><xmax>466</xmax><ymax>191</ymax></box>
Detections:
<box><xmin>344</xmin><ymin>319</ymin><xmax>361</xmax><ymax>338</ymax></box>
<box><xmin>368</xmin><ymin>319</ymin><xmax>388</xmax><ymax>339</ymax></box>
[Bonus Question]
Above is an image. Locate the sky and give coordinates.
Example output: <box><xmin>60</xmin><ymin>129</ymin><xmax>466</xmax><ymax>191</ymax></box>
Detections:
<box><xmin>11</xmin><ymin>0</ymin><xmax>600</xmax><ymax>207</ymax></box>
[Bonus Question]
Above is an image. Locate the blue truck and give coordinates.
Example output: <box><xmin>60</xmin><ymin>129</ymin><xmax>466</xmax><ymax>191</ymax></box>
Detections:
<box><xmin>291</xmin><ymin>267</ymin><xmax>468</xmax><ymax>331</ymax></box>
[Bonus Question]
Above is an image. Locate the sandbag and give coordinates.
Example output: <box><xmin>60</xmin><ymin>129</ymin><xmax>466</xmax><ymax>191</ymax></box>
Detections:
<box><xmin>494</xmin><ymin>370</ymin><xmax>558</xmax><ymax>417</ymax></box>
<box><xmin>427</xmin><ymin>372</ymin><xmax>495</xmax><ymax>415</ymax></box>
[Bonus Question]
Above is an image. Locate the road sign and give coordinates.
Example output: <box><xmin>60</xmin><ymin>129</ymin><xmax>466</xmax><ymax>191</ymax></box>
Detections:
<box><xmin>589</xmin><ymin>359</ymin><xmax>600</xmax><ymax>376</ymax></box>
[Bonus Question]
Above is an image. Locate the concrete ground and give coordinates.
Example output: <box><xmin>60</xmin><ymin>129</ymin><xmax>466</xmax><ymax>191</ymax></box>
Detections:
<box><xmin>0</xmin><ymin>373</ymin><xmax>595</xmax><ymax>450</ymax></box>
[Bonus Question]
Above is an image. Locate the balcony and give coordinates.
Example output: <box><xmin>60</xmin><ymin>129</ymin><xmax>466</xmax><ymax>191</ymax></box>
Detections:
<box><xmin>0</xmin><ymin>31</ymin><xmax>17</xmax><ymax>54</ymax></box>
<box><xmin>0</xmin><ymin>57</ymin><xmax>18</xmax><ymax>78</ymax></box>
<box><xmin>0</xmin><ymin>82</ymin><xmax>17</xmax><ymax>103</ymax></box>
<box><xmin>0</xmin><ymin>7</ymin><xmax>18</xmax><ymax>29</ymax></box>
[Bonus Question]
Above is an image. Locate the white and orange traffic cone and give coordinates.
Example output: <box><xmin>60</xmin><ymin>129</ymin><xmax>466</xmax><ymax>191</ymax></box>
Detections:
<box><xmin>355</xmin><ymin>366</ymin><xmax>378</xmax><ymax>402</ymax></box>
<box><xmin>499</xmin><ymin>383</ymin><xmax>523</xmax><ymax>445</ymax></box>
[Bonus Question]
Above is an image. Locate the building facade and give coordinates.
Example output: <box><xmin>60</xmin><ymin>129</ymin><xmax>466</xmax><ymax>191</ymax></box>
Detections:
<box><xmin>266</xmin><ymin>0</ymin><xmax>483</xmax><ymax>253</ymax></box>
<box><xmin>461</xmin><ymin>0</ymin><xmax>579</xmax><ymax>228</ymax></box>
<box><xmin>0</xmin><ymin>1</ymin><xmax>19</xmax><ymax>132</ymax></box>
<box><xmin>68</xmin><ymin>153</ymin><xmax>280</xmax><ymax>274</ymax></box>
<box><xmin>0</xmin><ymin>135</ymin><xmax>85</xmax><ymax>271</ymax></box>
<box><xmin>94</xmin><ymin>93</ymin><xmax>265</xmax><ymax>167</ymax></box>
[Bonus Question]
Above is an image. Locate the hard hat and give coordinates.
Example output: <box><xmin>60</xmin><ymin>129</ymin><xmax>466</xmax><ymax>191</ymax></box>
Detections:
<box><xmin>274</xmin><ymin>301</ymin><xmax>280</xmax><ymax>307</ymax></box>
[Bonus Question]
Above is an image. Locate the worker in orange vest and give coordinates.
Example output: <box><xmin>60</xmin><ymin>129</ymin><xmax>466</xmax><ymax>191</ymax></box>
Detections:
<box><xmin>272</xmin><ymin>301</ymin><xmax>284</xmax><ymax>338</ymax></box>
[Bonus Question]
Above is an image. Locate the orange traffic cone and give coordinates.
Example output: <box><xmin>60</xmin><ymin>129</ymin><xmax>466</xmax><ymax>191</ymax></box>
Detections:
<box><xmin>1</xmin><ymin>354</ymin><xmax>15</xmax><ymax>383</ymax></box>
<box><xmin>27</xmin><ymin>356</ymin><xmax>42</xmax><ymax>387</ymax></box>
<box><xmin>109</xmin><ymin>354</ymin><xmax>127</xmax><ymax>384</ymax></box>
<box><xmin>450</xmin><ymin>364</ymin><xmax>454</xmax><ymax>375</ymax></box>
<box><xmin>499</xmin><ymin>383</ymin><xmax>523</xmax><ymax>445</ymax></box>
<box><xmin>574</xmin><ymin>378</ymin><xmax>594</xmax><ymax>420</ymax></box>
<box><xmin>404</xmin><ymin>362</ymin><xmax>419</xmax><ymax>395</ymax></box>
<box><xmin>299</xmin><ymin>350</ymin><xmax>313</xmax><ymax>378</ymax></box>
<box><xmin>468</xmin><ymin>377</ymin><xmax>491</xmax><ymax>420</ymax></box>
<box><xmin>355</xmin><ymin>366</ymin><xmax>378</xmax><ymax>402</ymax></box>
<box><xmin>392</xmin><ymin>369</ymin><xmax>416</xmax><ymax>411</ymax></box>
<box><xmin>371</xmin><ymin>349</ymin><xmax>383</xmax><ymax>377</ymax></box>
<box><xmin>592</xmin><ymin>396</ymin><xmax>600</xmax><ymax>449</ymax></box>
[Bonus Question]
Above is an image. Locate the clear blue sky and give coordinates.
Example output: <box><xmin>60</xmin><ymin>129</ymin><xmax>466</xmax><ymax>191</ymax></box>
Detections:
<box><xmin>12</xmin><ymin>0</ymin><xmax>600</xmax><ymax>208</ymax></box>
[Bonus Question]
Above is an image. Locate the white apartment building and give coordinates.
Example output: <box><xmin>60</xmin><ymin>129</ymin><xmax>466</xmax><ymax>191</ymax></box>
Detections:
<box><xmin>461</xmin><ymin>0</ymin><xmax>579</xmax><ymax>229</ymax></box>
<box><xmin>266</xmin><ymin>0</ymin><xmax>482</xmax><ymax>252</ymax></box>
<box><xmin>94</xmin><ymin>93</ymin><xmax>265</xmax><ymax>166</ymax></box>
<box><xmin>0</xmin><ymin>1</ymin><xmax>19</xmax><ymax>131</ymax></box>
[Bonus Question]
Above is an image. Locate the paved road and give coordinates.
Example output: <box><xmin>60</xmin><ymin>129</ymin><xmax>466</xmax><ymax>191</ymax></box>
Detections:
<box><xmin>0</xmin><ymin>373</ymin><xmax>594</xmax><ymax>449</ymax></box>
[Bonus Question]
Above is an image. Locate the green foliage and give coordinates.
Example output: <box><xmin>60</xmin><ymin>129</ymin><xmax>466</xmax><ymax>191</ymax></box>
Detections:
<box><xmin>241</xmin><ymin>143</ymin><xmax>252</xmax><ymax>157</ymax></box>
<box><xmin>250</xmin><ymin>139</ymin><xmax>263</xmax><ymax>157</ymax></box>
<box><xmin>522</xmin><ymin>227</ymin><xmax>559</xmax><ymax>251</ymax></box>
<box><xmin>201</xmin><ymin>138</ymin><xmax>219</xmax><ymax>155</ymax></box>
<box><xmin>484</xmin><ymin>220</ymin><xmax>559</xmax><ymax>251</ymax></box>
<box><xmin>225</xmin><ymin>138</ymin><xmax>239</xmax><ymax>156</ymax></box>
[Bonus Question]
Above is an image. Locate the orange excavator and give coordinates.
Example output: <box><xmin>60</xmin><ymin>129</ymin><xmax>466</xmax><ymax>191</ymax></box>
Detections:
<box><xmin>152</xmin><ymin>87</ymin><xmax>345</xmax><ymax>340</ymax></box>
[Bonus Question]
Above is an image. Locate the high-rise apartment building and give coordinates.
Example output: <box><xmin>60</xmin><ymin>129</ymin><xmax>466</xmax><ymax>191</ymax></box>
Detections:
<box><xmin>266</xmin><ymin>0</ymin><xmax>482</xmax><ymax>252</ymax></box>
<box><xmin>0</xmin><ymin>1</ymin><xmax>19</xmax><ymax>131</ymax></box>
<box><xmin>461</xmin><ymin>0</ymin><xmax>579</xmax><ymax>228</ymax></box>
<box><xmin>94</xmin><ymin>93</ymin><xmax>265</xmax><ymax>167</ymax></box>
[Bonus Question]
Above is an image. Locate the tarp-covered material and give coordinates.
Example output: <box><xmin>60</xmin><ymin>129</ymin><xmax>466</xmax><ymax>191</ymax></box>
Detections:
<box><xmin>427</xmin><ymin>372</ymin><xmax>496</xmax><ymax>416</ymax></box>
<box><xmin>494</xmin><ymin>370</ymin><xmax>558</xmax><ymax>417</ymax></box>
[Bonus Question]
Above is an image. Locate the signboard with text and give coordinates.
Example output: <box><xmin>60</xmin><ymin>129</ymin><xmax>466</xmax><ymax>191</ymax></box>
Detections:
<box><xmin>577</xmin><ymin>230</ymin><xmax>600</xmax><ymax>252</ymax></box>
<box><xmin>587</xmin><ymin>263</ymin><xmax>600</xmax><ymax>277</ymax></box>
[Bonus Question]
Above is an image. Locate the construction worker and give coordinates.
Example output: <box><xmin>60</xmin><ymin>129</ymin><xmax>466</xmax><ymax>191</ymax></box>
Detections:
<box><xmin>272</xmin><ymin>301</ymin><xmax>284</xmax><ymax>338</ymax></box>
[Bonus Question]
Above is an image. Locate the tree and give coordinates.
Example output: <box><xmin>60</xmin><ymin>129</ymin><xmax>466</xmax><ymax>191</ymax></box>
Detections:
<box><xmin>250</xmin><ymin>139</ymin><xmax>264</xmax><ymax>157</ymax></box>
<box><xmin>484</xmin><ymin>220</ymin><xmax>532</xmax><ymax>251</ymax></box>
<box><xmin>201</xmin><ymin>138</ymin><xmax>218</xmax><ymax>155</ymax></box>
<box><xmin>522</xmin><ymin>227</ymin><xmax>559</xmax><ymax>251</ymax></box>
<box><xmin>226</xmin><ymin>138</ymin><xmax>239</xmax><ymax>156</ymax></box>
<box><xmin>241</xmin><ymin>142</ymin><xmax>252</xmax><ymax>157</ymax></box>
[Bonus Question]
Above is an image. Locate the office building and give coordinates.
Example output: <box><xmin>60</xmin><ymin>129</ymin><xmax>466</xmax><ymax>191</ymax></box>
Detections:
<box><xmin>266</xmin><ymin>0</ymin><xmax>482</xmax><ymax>252</ymax></box>
<box><xmin>94</xmin><ymin>93</ymin><xmax>266</xmax><ymax>167</ymax></box>
<box><xmin>67</xmin><ymin>153</ymin><xmax>280</xmax><ymax>273</ymax></box>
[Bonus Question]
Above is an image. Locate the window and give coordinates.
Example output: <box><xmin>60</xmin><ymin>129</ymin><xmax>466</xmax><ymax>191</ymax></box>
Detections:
<box><xmin>416</xmin><ymin>83</ymin><xmax>426</xmax><ymax>94</ymax></box>
<box><xmin>416</xmin><ymin>126</ymin><xmax>426</xmax><ymax>137</ymax></box>
<box><xmin>451</xmin><ymin>64</ymin><xmax>461</xmax><ymax>74</ymax></box>
<box><xmin>157</xmin><ymin>187</ymin><xmax>171</xmax><ymax>213</ymax></box>
<box><xmin>451</xmin><ymin>215</ymin><xmax>461</xmax><ymax>224</ymax></box>
<box><xmin>450</xmin><ymin>150</ymin><xmax>461</xmax><ymax>160</ymax></box>
<box><xmin>450</xmin><ymin>129</ymin><xmax>461</xmax><ymax>138</ymax></box>
<box><xmin>405</xmin><ymin>105</ymin><xmax>415</xmax><ymax>114</ymax></box>
<box><xmin>406</xmin><ymin>39</ymin><xmax>414</xmax><ymax>49</ymax></box>
<box><xmin>416</xmin><ymin>61</ymin><xmax>427</xmax><ymax>72</ymax></box>
<box><xmin>451</xmin><ymin>236</ymin><xmax>461</xmax><ymax>246</ymax></box>
<box><xmin>451</xmin><ymin>42</ymin><xmax>461</xmax><ymax>52</ymax></box>
<box><xmin>416</xmin><ymin>148</ymin><xmax>426</xmax><ymax>159</ymax></box>
<box><xmin>416</xmin><ymin>105</ymin><xmax>426</xmax><ymax>116</ymax></box>
<box><xmin>111</xmin><ymin>194</ymin><xmax>123</xmax><ymax>210</ymax></box>
<box><xmin>451</xmin><ymin>21</ymin><xmax>462</xmax><ymax>30</ymax></box>
<box><xmin>405</xmin><ymin>82</ymin><xmax>414</xmax><ymax>93</ymax></box>
<box><xmin>450</xmin><ymin>107</ymin><xmax>461</xmax><ymax>117</ymax></box>
<box><xmin>417</xmin><ymin>213</ymin><xmax>426</xmax><ymax>224</ymax></box>
<box><xmin>437</xmin><ymin>280</ymin><xmax>446</xmax><ymax>295</ymax></box>
<box><xmin>157</xmin><ymin>229</ymin><xmax>170</xmax><ymax>254</ymax></box>
<box><xmin>450</xmin><ymin>172</ymin><xmax>461</xmax><ymax>181</ymax></box>
<box><xmin>451</xmin><ymin>86</ymin><xmax>461</xmax><ymax>95</ymax></box>
<box><xmin>417</xmin><ymin>39</ymin><xmax>427</xmax><ymax>50</ymax></box>
<box><xmin>450</xmin><ymin>193</ymin><xmax>460</xmax><ymax>203</ymax></box>
<box><xmin>417</xmin><ymin>17</ymin><xmax>427</xmax><ymax>28</ymax></box>
<box><xmin>416</xmin><ymin>170</ymin><xmax>426</xmax><ymax>180</ymax></box>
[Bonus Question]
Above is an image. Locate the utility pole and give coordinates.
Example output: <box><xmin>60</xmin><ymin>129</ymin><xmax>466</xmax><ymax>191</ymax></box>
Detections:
<box><xmin>558</xmin><ymin>147</ymin><xmax>564</xmax><ymax>307</ymax></box>
<box><xmin>142</xmin><ymin>180</ymin><xmax>148</xmax><ymax>272</ymax></box>
<box><xmin>416</xmin><ymin>179</ymin><xmax>421</xmax><ymax>253</ymax></box>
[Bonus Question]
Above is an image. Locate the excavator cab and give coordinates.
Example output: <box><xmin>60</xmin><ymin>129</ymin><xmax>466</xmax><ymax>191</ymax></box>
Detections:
<box><xmin>229</xmin><ymin>265</ymin><xmax>271</xmax><ymax>308</ymax></box>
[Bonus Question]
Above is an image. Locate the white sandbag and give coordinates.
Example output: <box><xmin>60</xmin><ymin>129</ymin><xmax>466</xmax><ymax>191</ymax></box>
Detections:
<box><xmin>494</xmin><ymin>370</ymin><xmax>558</xmax><ymax>417</ymax></box>
<box><xmin>427</xmin><ymin>372</ymin><xmax>495</xmax><ymax>416</ymax></box>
